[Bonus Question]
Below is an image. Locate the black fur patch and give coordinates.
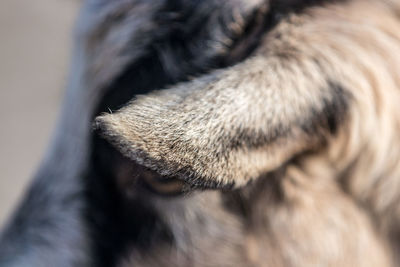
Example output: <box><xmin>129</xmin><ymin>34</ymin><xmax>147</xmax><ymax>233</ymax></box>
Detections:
<box><xmin>300</xmin><ymin>80</ymin><xmax>350</xmax><ymax>138</ymax></box>
<box><xmin>0</xmin><ymin>1</ymin><xmax>352</xmax><ymax>266</ymax></box>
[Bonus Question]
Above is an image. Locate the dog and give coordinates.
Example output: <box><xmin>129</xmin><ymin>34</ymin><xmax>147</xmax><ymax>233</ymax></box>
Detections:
<box><xmin>1</xmin><ymin>0</ymin><xmax>400</xmax><ymax>266</ymax></box>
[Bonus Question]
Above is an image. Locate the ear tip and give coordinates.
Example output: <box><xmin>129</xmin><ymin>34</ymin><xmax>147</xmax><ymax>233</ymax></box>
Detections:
<box><xmin>92</xmin><ymin>114</ymin><xmax>139</xmax><ymax>164</ymax></box>
<box><xmin>92</xmin><ymin>114</ymin><xmax>243</xmax><ymax>190</ymax></box>
<box><xmin>92</xmin><ymin>114</ymin><xmax>119</xmax><ymax>141</ymax></box>
<box><xmin>92</xmin><ymin>115</ymin><xmax>108</xmax><ymax>133</ymax></box>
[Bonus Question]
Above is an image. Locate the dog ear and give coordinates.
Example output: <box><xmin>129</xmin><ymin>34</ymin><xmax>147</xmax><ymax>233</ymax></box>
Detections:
<box><xmin>94</xmin><ymin>44</ymin><xmax>349</xmax><ymax>189</ymax></box>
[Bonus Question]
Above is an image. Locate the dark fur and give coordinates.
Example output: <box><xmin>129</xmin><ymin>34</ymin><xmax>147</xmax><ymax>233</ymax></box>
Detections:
<box><xmin>1</xmin><ymin>0</ymin><xmax>399</xmax><ymax>266</ymax></box>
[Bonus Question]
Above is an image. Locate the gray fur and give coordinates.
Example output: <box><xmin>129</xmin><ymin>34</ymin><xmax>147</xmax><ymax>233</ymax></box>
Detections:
<box><xmin>2</xmin><ymin>0</ymin><xmax>400</xmax><ymax>266</ymax></box>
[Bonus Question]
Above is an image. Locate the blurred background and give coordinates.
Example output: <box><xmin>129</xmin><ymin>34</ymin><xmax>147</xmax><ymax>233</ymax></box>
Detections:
<box><xmin>0</xmin><ymin>0</ymin><xmax>79</xmax><ymax>226</ymax></box>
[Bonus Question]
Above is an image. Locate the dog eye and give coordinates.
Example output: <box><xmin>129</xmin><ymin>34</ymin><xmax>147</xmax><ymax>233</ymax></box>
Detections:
<box><xmin>141</xmin><ymin>171</ymin><xmax>186</xmax><ymax>196</ymax></box>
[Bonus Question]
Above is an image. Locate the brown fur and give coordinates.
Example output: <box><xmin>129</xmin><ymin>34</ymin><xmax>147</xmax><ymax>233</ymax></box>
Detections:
<box><xmin>2</xmin><ymin>0</ymin><xmax>399</xmax><ymax>266</ymax></box>
<box><xmin>93</xmin><ymin>0</ymin><xmax>400</xmax><ymax>266</ymax></box>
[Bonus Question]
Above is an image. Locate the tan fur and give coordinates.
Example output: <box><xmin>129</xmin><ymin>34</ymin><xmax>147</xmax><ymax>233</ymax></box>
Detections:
<box><xmin>95</xmin><ymin>0</ymin><xmax>400</xmax><ymax>266</ymax></box>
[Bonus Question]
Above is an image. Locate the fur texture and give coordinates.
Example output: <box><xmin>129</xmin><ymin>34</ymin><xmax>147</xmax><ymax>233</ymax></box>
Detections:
<box><xmin>1</xmin><ymin>0</ymin><xmax>400</xmax><ymax>266</ymax></box>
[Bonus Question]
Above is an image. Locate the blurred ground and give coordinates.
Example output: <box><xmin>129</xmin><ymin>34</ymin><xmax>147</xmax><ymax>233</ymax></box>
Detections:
<box><xmin>0</xmin><ymin>0</ymin><xmax>79</xmax><ymax>226</ymax></box>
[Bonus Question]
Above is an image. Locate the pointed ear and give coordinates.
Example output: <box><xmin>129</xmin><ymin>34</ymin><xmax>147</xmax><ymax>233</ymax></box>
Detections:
<box><xmin>94</xmin><ymin>52</ymin><xmax>348</xmax><ymax>189</ymax></box>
